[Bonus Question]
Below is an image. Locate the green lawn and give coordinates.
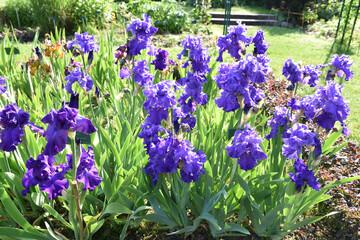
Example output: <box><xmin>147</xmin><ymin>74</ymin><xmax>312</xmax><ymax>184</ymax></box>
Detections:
<box><xmin>209</xmin><ymin>6</ymin><xmax>271</xmax><ymax>14</ymax></box>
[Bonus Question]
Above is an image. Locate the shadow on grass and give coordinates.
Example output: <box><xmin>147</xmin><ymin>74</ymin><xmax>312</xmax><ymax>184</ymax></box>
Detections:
<box><xmin>324</xmin><ymin>39</ymin><xmax>359</xmax><ymax>63</ymax></box>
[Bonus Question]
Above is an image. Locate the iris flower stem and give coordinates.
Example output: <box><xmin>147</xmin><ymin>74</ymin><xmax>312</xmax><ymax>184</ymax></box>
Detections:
<box><xmin>229</xmin><ymin>158</ymin><xmax>238</xmax><ymax>184</ymax></box>
<box><xmin>81</xmin><ymin>55</ymin><xmax>87</xmax><ymax>74</ymax></box>
<box><xmin>71</xmin><ymin>139</ymin><xmax>84</xmax><ymax>240</ymax></box>
<box><xmin>72</xmin><ymin>181</ymin><xmax>84</xmax><ymax>240</ymax></box>
<box><xmin>87</xmin><ymin>93</ymin><xmax>96</xmax><ymax>123</ymax></box>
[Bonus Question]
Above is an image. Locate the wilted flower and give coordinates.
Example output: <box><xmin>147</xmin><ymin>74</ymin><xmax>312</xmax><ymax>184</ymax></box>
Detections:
<box><xmin>27</xmin><ymin>56</ymin><xmax>52</xmax><ymax>77</ymax></box>
<box><xmin>289</xmin><ymin>158</ymin><xmax>321</xmax><ymax>191</ymax></box>
<box><xmin>44</xmin><ymin>41</ymin><xmax>64</xmax><ymax>58</ymax></box>
<box><xmin>282</xmin><ymin>123</ymin><xmax>321</xmax><ymax>159</ymax></box>
<box><xmin>114</xmin><ymin>45</ymin><xmax>127</xmax><ymax>65</ymax></box>
<box><xmin>64</xmin><ymin>58</ymin><xmax>83</xmax><ymax>76</ymax></box>
<box><xmin>67</xmin><ymin>32</ymin><xmax>99</xmax><ymax>54</ymax></box>
<box><xmin>226</xmin><ymin>124</ymin><xmax>268</xmax><ymax>171</ymax></box>
<box><xmin>41</xmin><ymin>104</ymin><xmax>97</xmax><ymax>156</ymax></box>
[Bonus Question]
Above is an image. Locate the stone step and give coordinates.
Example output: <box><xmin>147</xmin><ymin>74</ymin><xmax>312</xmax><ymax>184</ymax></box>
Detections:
<box><xmin>210</xmin><ymin>18</ymin><xmax>290</xmax><ymax>27</ymax></box>
<box><xmin>209</xmin><ymin>12</ymin><xmax>277</xmax><ymax>20</ymax></box>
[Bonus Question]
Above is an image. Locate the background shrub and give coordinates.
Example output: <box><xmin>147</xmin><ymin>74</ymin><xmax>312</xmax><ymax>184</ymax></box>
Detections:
<box><xmin>4</xmin><ymin>0</ymin><xmax>34</xmax><ymax>28</ymax></box>
<box><xmin>1</xmin><ymin>0</ymin><xmax>114</xmax><ymax>34</ymax></box>
<box><xmin>127</xmin><ymin>0</ymin><xmax>193</xmax><ymax>34</ymax></box>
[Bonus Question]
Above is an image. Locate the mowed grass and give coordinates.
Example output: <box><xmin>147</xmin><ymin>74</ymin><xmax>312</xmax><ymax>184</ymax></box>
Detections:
<box><xmin>209</xmin><ymin>5</ymin><xmax>271</xmax><ymax>14</ymax></box>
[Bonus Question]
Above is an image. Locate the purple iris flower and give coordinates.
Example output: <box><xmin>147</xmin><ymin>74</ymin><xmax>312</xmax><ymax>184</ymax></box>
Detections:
<box><xmin>282</xmin><ymin>58</ymin><xmax>303</xmax><ymax>86</ymax></box>
<box><xmin>67</xmin><ymin>146</ymin><xmax>101</xmax><ymax>191</ymax></box>
<box><xmin>0</xmin><ymin>104</ymin><xmax>30</xmax><ymax>152</ymax></box>
<box><xmin>226</xmin><ymin>124</ymin><xmax>268</xmax><ymax>171</ymax></box>
<box><xmin>251</xmin><ymin>30</ymin><xmax>269</xmax><ymax>55</ymax></box>
<box><xmin>65</xmin><ymin>67</ymin><xmax>93</xmax><ymax>94</ymax></box>
<box><xmin>316</xmin><ymin>81</ymin><xmax>350</xmax><ymax>134</ymax></box>
<box><xmin>143</xmin><ymin>80</ymin><xmax>178</xmax><ymax>110</ymax></box>
<box><xmin>144</xmin><ymin>135</ymin><xmax>206</xmax><ymax>185</ymax></box>
<box><xmin>22</xmin><ymin>154</ymin><xmax>69</xmax><ymax>200</ymax></box>
<box><xmin>126</xmin><ymin>14</ymin><xmax>158</xmax><ymax>56</ymax></box>
<box><xmin>175</xmin><ymin>139</ymin><xmax>206</xmax><ymax>183</ymax></box>
<box><xmin>302</xmin><ymin>64</ymin><xmax>322</xmax><ymax>87</ymax></box>
<box><xmin>329</xmin><ymin>54</ymin><xmax>354</xmax><ymax>81</ymax></box>
<box><xmin>288</xmin><ymin>98</ymin><xmax>301</xmax><ymax>110</ymax></box>
<box><xmin>173</xmin><ymin>105</ymin><xmax>197</xmax><ymax>133</ymax></box>
<box><xmin>177</xmin><ymin>35</ymin><xmax>211</xmax><ymax>74</ymax></box>
<box><xmin>299</xmin><ymin>81</ymin><xmax>350</xmax><ymax>134</ymax></box>
<box><xmin>266</xmin><ymin>107</ymin><xmax>296</xmax><ymax>140</ymax></box>
<box><xmin>119</xmin><ymin>67</ymin><xmax>131</xmax><ymax>79</ymax></box>
<box><xmin>142</xmin><ymin>80</ymin><xmax>178</xmax><ymax>125</ymax></box>
<box><xmin>282</xmin><ymin>123</ymin><xmax>321</xmax><ymax>159</ymax></box>
<box><xmin>41</xmin><ymin>104</ymin><xmax>97</xmax><ymax>156</ymax></box>
<box><xmin>216</xmin><ymin>22</ymin><xmax>252</xmax><ymax>62</ymax></box>
<box><xmin>177</xmin><ymin>72</ymin><xmax>207</xmax><ymax>105</ymax></box>
<box><xmin>215</xmin><ymin>91</ymin><xmax>240</xmax><ymax>112</ymax></box>
<box><xmin>67</xmin><ymin>32</ymin><xmax>99</xmax><ymax>54</ymax></box>
<box><xmin>133</xmin><ymin>61</ymin><xmax>154</xmax><ymax>87</ymax></box>
<box><xmin>0</xmin><ymin>76</ymin><xmax>7</xmax><ymax>94</ymax></box>
<box><xmin>214</xmin><ymin>55</ymin><xmax>268</xmax><ymax>113</ymax></box>
<box><xmin>151</xmin><ymin>48</ymin><xmax>174</xmax><ymax>71</ymax></box>
<box><xmin>289</xmin><ymin>158</ymin><xmax>321</xmax><ymax>191</ymax></box>
<box><xmin>138</xmin><ymin>124</ymin><xmax>167</xmax><ymax>152</ymax></box>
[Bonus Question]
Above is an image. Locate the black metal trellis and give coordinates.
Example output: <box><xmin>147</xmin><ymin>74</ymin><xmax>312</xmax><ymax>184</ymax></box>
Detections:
<box><xmin>223</xmin><ymin>0</ymin><xmax>232</xmax><ymax>35</ymax></box>
<box><xmin>347</xmin><ymin>0</ymin><xmax>360</xmax><ymax>51</ymax></box>
<box><xmin>335</xmin><ymin>0</ymin><xmax>360</xmax><ymax>51</ymax></box>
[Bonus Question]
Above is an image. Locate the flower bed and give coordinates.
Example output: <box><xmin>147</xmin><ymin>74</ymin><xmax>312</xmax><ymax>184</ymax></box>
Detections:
<box><xmin>0</xmin><ymin>14</ymin><xmax>358</xmax><ymax>240</ymax></box>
